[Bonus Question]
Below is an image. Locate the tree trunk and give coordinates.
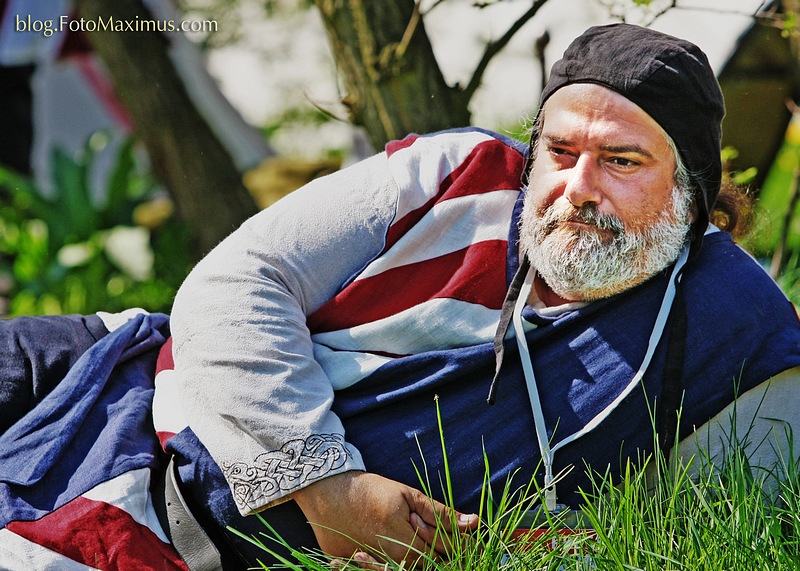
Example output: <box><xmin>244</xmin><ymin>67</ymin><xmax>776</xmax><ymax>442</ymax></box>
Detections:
<box><xmin>75</xmin><ymin>0</ymin><xmax>259</xmax><ymax>258</ymax></box>
<box><xmin>314</xmin><ymin>0</ymin><xmax>470</xmax><ymax>149</ymax></box>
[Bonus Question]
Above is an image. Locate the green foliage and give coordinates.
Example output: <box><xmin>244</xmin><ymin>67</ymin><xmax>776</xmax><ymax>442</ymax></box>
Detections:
<box><xmin>781</xmin><ymin>12</ymin><xmax>798</xmax><ymax>39</ymax></box>
<box><xmin>737</xmin><ymin>119</ymin><xmax>800</xmax><ymax>304</ymax></box>
<box><xmin>748</xmin><ymin>125</ymin><xmax>800</xmax><ymax>256</ymax></box>
<box><xmin>721</xmin><ymin>146</ymin><xmax>759</xmax><ymax>187</ymax></box>
<box><xmin>0</xmin><ymin>135</ymin><xmax>191</xmax><ymax>316</ymax></box>
<box><xmin>261</xmin><ymin>106</ymin><xmax>350</xmax><ymax>161</ymax></box>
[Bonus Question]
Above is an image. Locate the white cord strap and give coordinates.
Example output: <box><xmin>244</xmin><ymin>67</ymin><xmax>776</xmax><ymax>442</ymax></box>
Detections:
<box><xmin>512</xmin><ymin>245</ymin><xmax>689</xmax><ymax>511</ymax></box>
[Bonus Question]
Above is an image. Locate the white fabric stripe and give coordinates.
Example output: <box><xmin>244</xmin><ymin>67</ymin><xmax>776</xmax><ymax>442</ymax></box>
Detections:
<box><xmin>0</xmin><ymin>529</ymin><xmax>98</xmax><ymax>571</ymax></box>
<box><xmin>313</xmin><ymin>297</ymin><xmax>500</xmax><ymax>356</ymax></box>
<box><xmin>358</xmin><ymin>190</ymin><xmax>518</xmax><ymax>280</ymax></box>
<box><xmin>388</xmin><ymin>130</ymin><xmax>496</xmax><ymax>222</ymax></box>
<box><xmin>81</xmin><ymin>468</ymin><xmax>170</xmax><ymax>545</ymax></box>
<box><xmin>94</xmin><ymin>308</ymin><xmax>149</xmax><ymax>332</ymax></box>
<box><xmin>312</xmin><ymin>345</ymin><xmax>394</xmax><ymax>390</ymax></box>
<box><xmin>153</xmin><ymin>369</ymin><xmax>190</xmax><ymax>436</ymax></box>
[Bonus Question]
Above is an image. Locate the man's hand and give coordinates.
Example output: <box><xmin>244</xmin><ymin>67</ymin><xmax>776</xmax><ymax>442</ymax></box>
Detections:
<box><xmin>291</xmin><ymin>471</ymin><xmax>479</xmax><ymax>565</ymax></box>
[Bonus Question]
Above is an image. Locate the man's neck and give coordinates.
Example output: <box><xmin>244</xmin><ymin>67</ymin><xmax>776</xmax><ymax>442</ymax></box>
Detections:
<box><xmin>531</xmin><ymin>274</ymin><xmax>579</xmax><ymax>307</ymax></box>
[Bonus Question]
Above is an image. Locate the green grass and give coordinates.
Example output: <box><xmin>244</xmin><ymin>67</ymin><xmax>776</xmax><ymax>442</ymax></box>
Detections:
<box><xmin>232</xmin><ymin>404</ymin><xmax>800</xmax><ymax>571</ymax></box>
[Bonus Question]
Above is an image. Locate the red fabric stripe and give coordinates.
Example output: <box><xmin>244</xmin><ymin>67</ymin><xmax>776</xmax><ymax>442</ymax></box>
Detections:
<box><xmin>157</xmin><ymin>431</ymin><xmax>177</xmax><ymax>452</ymax></box>
<box><xmin>7</xmin><ymin>496</ymin><xmax>188</xmax><ymax>571</ymax></box>
<box><xmin>156</xmin><ymin>336</ymin><xmax>174</xmax><ymax>374</ymax></box>
<box><xmin>308</xmin><ymin>240</ymin><xmax>507</xmax><ymax>334</ymax></box>
<box><xmin>384</xmin><ymin>138</ymin><xmax>524</xmax><ymax>252</ymax></box>
<box><xmin>385</xmin><ymin>134</ymin><xmax>420</xmax><ymax>157</ymax></box>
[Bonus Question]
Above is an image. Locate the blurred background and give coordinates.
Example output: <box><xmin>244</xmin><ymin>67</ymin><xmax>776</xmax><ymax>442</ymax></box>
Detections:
<box><xmin>0</xmin><ymin>0</ymin><xmax>798</xmax><ymax>317</ymax></box>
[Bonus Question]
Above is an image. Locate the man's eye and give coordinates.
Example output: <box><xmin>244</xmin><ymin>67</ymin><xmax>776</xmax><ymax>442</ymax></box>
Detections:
<box><xmin>610</xmin><ymin>157</ymin><xmax>637</xmax><ymax>167</ymax></box>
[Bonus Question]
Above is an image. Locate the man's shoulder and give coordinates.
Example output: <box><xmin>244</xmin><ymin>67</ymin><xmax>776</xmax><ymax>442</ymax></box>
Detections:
<box><xmin>381</xmin><ymin>127</ymin><xmax>527</xmax><ymax>216</ymax></box>
<box><xmin>385</xmin><ymin>127</ymin><xmax>528</xmax><ymax>159</ymax></box>
<box><xmin>685</xmin><ymin>230</ymin><xmax>797</xmax><ymax>323</ymax></box>
<box><xmin>677</xmin><ymin>231</ymin><xmax>800</xmax><ymax>428</ymax></box>
<box><xmin>691</xmin><ymin>232</ymin><xmax>777</xmax><ymax>287</ymax></box>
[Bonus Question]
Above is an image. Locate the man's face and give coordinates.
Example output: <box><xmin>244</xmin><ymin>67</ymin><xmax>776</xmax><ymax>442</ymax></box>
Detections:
<box><xmin>520</xmin><ymin>83</ymin><xmax>693</xmax><ymax>302</ymax></box>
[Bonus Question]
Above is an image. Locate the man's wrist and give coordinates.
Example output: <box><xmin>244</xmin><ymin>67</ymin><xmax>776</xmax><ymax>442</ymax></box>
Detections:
<box><xmin>291</xmin><ymin>469</ymin><xmax>362</xmax><ymax>513</ymax></box>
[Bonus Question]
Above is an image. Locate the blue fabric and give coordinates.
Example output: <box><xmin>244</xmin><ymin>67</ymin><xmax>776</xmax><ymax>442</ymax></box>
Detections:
<box><xmin>0</xmin><ymin>313</ymin><xmax>169</xmax><ymax>526</ymax></box>
<box><xmin>0</xmin><ymin>313</ymin><xmax>109</xmax><ymax>434</ymax></box>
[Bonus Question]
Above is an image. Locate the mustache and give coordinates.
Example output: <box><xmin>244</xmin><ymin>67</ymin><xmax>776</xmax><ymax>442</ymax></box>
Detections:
<box><xmin>539</xmin><ymin>202</ymin><xmax>625</xmax><ymax>237</ymax></box>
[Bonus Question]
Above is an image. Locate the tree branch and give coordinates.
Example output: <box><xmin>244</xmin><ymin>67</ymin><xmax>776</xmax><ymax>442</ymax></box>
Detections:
<box><xmin>394</xmin><ymin>0</ymin><xmax>422</xmax><ymax>60</ymax></box>
<box><xmin>463</xmin><ymin>0</ymin><xmax>549</xmax><ymax>101</ymax></box>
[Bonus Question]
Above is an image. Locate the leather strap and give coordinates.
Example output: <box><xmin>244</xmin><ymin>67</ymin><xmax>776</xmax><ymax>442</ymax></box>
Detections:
<box><xmin>657</xmin><ymin>282</ymin><xmax>687</xmax><ymax>452</ymax></box>
<box><xmin>488</xmin><ymin>255</ymin><xmax>531</xmax><ymax>404</ymax></box>
<box><xmin>153</xmin><ymin>456</ymin><xmax>224</xmax><ymax>571</ymax></box>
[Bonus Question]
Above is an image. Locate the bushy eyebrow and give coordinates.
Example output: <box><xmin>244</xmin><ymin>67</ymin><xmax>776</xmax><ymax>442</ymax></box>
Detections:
<box><xmin>541</xmin><ymin>135</ymin><xmax>654</xmax><ymax>159</ymax></box>
<box><xmin>541</xmin><ymin>134</ymin><xmax>571</xmax><ymax>148</ymax></box>
<box><xmin>599</xmin><ymin>143</ymin><xmax>654</xmax><ymax>158</ymax></box>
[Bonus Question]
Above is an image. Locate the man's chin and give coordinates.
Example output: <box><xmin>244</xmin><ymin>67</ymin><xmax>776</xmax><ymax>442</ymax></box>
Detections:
<box><xmin>546</xmin><ymin>279</ymin><xmax>636</xmax><ymax>303</ymax></box>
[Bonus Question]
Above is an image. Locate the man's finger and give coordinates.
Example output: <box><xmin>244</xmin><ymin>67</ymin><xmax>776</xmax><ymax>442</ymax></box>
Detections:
<box><xmin>409</xmin><ymin>511</ymin><xmax>437</xmax><ymax>546</ymax></box>
<box><xmin>409</xmin><ymin>507</ymin><xmax>478</xmax><ymax>557</ymax></box>
<box><xmin>409</xmin><ymin>492</ymin><xmax>479</xmax><ymax>532</ymax></box>
<box><xmin>329</xmin><ymin>552</ymin><xmax>387</xmax><ymax>571</ymax></box>
<box><xmin>353</xmin><ymin>551</ymin><xmax>385</xmax><ymax>570</ymax></box>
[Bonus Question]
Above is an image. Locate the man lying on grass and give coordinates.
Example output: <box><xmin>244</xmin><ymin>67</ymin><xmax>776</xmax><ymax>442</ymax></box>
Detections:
<box><xmin>165</xmin><ymin>23</ymin><xmax>800</xmax><ymax>568</ymax></box>
<box><xmin>2</xmin><ymin>22</ymin><xmax>799</xmax><ymax>571</ymax></box>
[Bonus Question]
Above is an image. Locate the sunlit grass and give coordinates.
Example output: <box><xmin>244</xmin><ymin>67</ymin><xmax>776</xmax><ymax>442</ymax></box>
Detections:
<box><xmin>232</xmin><ymin>402</ymin><xmax>800</xmax><ymax>571</ymax></box>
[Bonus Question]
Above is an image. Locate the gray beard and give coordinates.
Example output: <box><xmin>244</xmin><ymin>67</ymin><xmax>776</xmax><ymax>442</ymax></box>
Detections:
<box><xmin>519</xmin><ymin>186</ymin><xmax>692</xmax><ymax>301</ymax></box>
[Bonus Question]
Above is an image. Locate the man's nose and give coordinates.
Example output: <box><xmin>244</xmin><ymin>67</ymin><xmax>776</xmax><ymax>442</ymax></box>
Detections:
<box><xmin>563</xmin><ymin>155</ymin><xmax>603</xmax><ymax>208</ymax></box>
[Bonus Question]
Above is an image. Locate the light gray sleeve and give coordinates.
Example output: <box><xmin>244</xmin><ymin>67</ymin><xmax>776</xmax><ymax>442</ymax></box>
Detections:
<box><xmin>169</xmin><ymin>152</ymin><xmax>398</xmax><ymax>515</ymax></box>
<box><xmin>663</xmin><ymin>366</ymin><xmax>800</xmax><ymax>497</ymax></box>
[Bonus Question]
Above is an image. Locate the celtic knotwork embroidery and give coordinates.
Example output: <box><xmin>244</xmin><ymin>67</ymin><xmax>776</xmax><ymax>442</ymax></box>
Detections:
<box><xmin>222</xmin><ymin>433</ymin><xmax>350</xmax><ymax>510</ymax></box>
